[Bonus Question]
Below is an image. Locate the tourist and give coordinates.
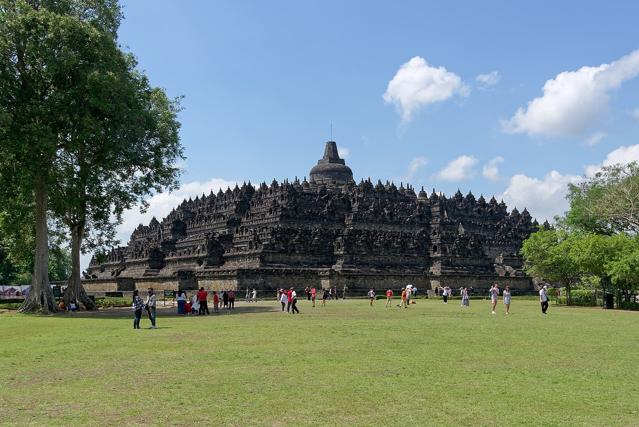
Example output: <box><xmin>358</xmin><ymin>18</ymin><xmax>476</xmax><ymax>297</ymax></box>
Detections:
<box><xmin>69</xmin><ymin>300</ymin><xmax>78</xmax><ymax>312</ymax></box>
<box><xmin>213</xmin><ymin>291</ymin><xmax>220</xmax><ymax>313</ymax></box>
<box><xmin>197</xmin><ymin>287</ymin><xmax>209</xmax><ymax>315</ymax></box>
<box><xmin>222</xmin><ymin>290</ymin><xmax>228</xmax><ymax>308</ymax></box>
<box><xmin>251</xmin><ymin>288</ymin><xmax>257</xmax><ymax>303</ymax></box>
<box><xmin>305</xmin><ymin>286</ymin><xmax>310</xmax><ymax>301</ymax></box>
<box><xmin>503</xmin><ymin>285</ymin><xmax>511</xmax><ymax>314</ymax></box>
<box><xmin>228</xmin><ymin>290</ymin><xmax>236</xmax><ymax>310</ymax></box>
<box><xmin>539</xmin><ymin>285</ymin><xmax>549</xmax><ymax>314</ymax></box>
<box><xmin>406</xmin><ymin>285</ymin><xmax>412</xmax><ymax>306</ymax></box>
<box><xmin>311</xmin><ymin>286</ymin><xmax>317</xmax><ymax>307</ymax></box>
<box><xmin>58</xmin><ymin>299</ymin><xmax>66</xmax><ymax>311</ymax></box>
<box><xmin>191</xmin><ymin>295</ymin><xmax>199</xmax><ymax>314</ymax></box>
<box><xmin>343</xmin><ymin>285</ymin><xmax>348</xmax><ymax>300</ymax></box>
<box><xmin>328</xmin><ymin>287</ymin><xmax>333</xmax><ymax>300</ymax></box>
<box><xmin>385</xmin><ymin>288</ymin><xmax>393</xmax><ymax>307</ymax></box>
<box><xmin>461</xmin><ymin>287</ymin><xmax>469</xmax><ymax>308</ymax></box>
<box><xmin>333</xmin><ymin>286</ymin><xmax>338</xmax><ymax>300</ymax></box>
<box><xmin>490</xmin><ymin>283</ymin><xmax>499</xmax><ymax>314</ymax></box>
<box><xmin>400</xmin><ymin>287</ymin><xmax>407</xmax><ymax>309</ymax></box>
<box><xmin>290</xmin><ymin>288</ymin><xmax>300</xmax><ymax>314</ymax></box>
<box><xmin>279</xmin><ymin>289</ymin><xmax>287</xmax><ymax>311</ymax></box>
<box><xmin>286</xmin><ymin>288</ymin><xmax>293</xmax><ymax>312</ymax></box>
<box><xmin>367</xmin><ymin>288</ymin><xmax>375</xmax><ymax>306</ymax></box>
<box><xmin>185</xmin><ymin>299</ymin><xmax>192</xmax><ymax>315</ymax></box>
<box><xmin>442</xmin><ymin>286</ymin><xmax>449</xmax><ymax>304</ymax></box>
<box><xmin>176</xmin><ymin>290</ymin><xmax>187</xmax><ymax>315</ymax></box>
<box><xmin>322</xmin><ymin>288</ymin><xmax>328</xmax><ymax>306</ymax></box>
<box><xmin>245</xmin><ymin>288</ymin><xmax>250</xmax><ymax>303</ymax></box>
<box><xmin>413</xmin><ymin>286</ymin><xmax>418</xmax><ymax>298</ymax></box>
<box><xmin>145</xmin><ymin>288</ymin><xmax>157</xmax><ymax>329</ymax></box>
<box><xmin>132</xmin><ymin>290</ymin><xmax>144</xmax><ymax>329</ymax></box>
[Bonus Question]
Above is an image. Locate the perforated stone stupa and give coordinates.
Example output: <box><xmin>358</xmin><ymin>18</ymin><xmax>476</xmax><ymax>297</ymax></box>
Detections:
<box><xmin>84</xmin><ymin>141</ymin><xmax>541</xmax><ymax>293</ymax></box>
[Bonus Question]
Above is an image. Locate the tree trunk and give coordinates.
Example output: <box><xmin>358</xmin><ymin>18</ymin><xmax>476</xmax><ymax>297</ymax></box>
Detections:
<box><xmin>19</xmin><ymin>183</ymin><xmax>56</xmax><ymax>313</ymax></box>
<box><xmin>63</xmin><ymin>223</ymin><xmax>96</xmax><ymax>310</ymax></box>
<box><xmin>565</xmin><ymin>283</ymin><xmax>572</xmax><ymax>306</ymax></box>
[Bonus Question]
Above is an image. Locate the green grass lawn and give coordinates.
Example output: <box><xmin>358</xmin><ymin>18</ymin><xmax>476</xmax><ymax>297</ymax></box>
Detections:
<box><xmin>1</xmin><ymin>298</ymin><xmax>638</xmax><ymax>426</ymax></box>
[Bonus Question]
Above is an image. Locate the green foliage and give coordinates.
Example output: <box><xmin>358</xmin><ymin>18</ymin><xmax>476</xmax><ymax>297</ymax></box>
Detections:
<box><xmin>521</xmin><ymin>229</ymin><xmax>580</xmax><ymax>286</ymax></box>
<box><xmin>567</xmin><ymin>289</ymin><xmax>597</xmax><ymax>306</ymax></box>
<box><xmin>565</xmin><ymin>162</ymin><xmax>639</xmax><ymax>234</ymax></box>
<box><xmin>93</xmin><ymin>296</ymin><xmax>129</xmax><ymax>308</ymax></box>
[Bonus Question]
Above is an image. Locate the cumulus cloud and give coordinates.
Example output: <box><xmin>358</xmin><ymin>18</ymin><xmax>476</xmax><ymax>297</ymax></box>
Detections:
<box><xmin>476</xmin><ymin>71</ymin><xmax>500</xmax><ymax>88</ymax></box>
<box><xmin>585</xmin><ymin>144</ymin><xmax>639</xmax><ymax>176</ymax></box>
<box><xmin>436</xmin><ymin>155</ymin><xmax>478</xmax><ymax>181</ymax></box>
<box><xmin>500</xmin><ymin>171</ymin><xmax>582</xmax><ymax>222</ymax></box>
<box><xmin>503</xmin><ymin>49</ymin><xmax>639</xmax><ymax>137</ymax></box>
<box><xmin>383</xmin><ymin>56</ymin><xmax>468</xmax><ymax>123</ymax></box>
<box><xmin>584</xmin><ymin>131</ymin><xmax>606</xmax><ymax>146</ymax></box>
<box><xmin>337</xmin><ymin>147</ymin><xmax>351</xmax><ymax>159</ymax></box>
<box><xmin>482</xmin><ymin>156</ymin><xmax>504</xmax><ymax>181</ymax></box>
<box><xmin>401</xmin><ymin>156</ymin><xmax>428</xmax><ymax>182</ymax></box>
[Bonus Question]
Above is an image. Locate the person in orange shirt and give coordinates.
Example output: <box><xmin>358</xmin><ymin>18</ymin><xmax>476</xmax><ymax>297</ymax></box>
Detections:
<box><xmin>385</xmin><ymin>289</ymin><xmax>393</xmax><ymax>307</ymax></box>
<box><xmin>400</xmin><ymin>288</ymin><xmax>407</xmax><ymax>309</ymax></box>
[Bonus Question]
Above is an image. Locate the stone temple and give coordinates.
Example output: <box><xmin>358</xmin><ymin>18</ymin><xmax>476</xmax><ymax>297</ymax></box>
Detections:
<box><xmin>84</xmin><ymin>141</ymin><xmax>542</xmax><ymax>294</ymax></box>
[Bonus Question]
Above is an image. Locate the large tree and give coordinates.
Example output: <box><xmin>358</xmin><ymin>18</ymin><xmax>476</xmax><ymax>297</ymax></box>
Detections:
<box><xmin>0</xmin><ymin>0</ymin><xmax>182</xmax><ymax>312</ymax></box>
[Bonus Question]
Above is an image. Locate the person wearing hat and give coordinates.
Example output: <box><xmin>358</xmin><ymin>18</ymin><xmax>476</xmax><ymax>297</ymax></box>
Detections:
<box><xmin>539</xmin><ymin>284</ymin><xmax>549</xmax><ymax>314</ymax></box>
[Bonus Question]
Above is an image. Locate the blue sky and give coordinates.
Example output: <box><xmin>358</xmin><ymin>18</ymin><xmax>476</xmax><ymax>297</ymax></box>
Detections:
<box><xmin>104</xmin><ymin>0</ymin><xmax>639</xmax><ymax>260</ymax></box>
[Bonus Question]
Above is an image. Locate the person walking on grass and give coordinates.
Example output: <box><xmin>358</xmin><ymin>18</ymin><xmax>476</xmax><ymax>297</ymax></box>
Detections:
<box><xmin>442</xmin><ymin>286</ymin><xmax>449</xmax><ymax>304</ymax></box>
<box><xmin>132</xmin><ymin>290</ymin><xmax>144</xmax><ymax>329</ymax></box>
<box><xmin>251</xmin><ymin>288</ymin><xmax>257</xmax><ymax>303</ymax></box>
<box><xmin>228</xmin><ymin>290</ymin><xmax>236</xmax><ymax>310</ymax></box>
<box><xmin>503</xmin><ymin>285</ymin><xmax>512</xmax><ymax>315</ymax></box>
<box><xmin>213</xmin><ymin>291</ymin><xmax>220</xmax><ymax>313</ymax></box>
<box><xmin>461</xmin><ymin>287</ymin><xmax>470</xmax><ymax>308</ymax></box>
<box><xmin>385</xmin><ymin>288</ymin><xmax>393</xmax><ymax>307</ymax></box>
<box><xmin>367</xmin><ymin>288</ymin><xmax>375</xmax><ymax>306</ymax></box>
<box><xmin>145</xmin><ymin>288</ymin><xmax>157</xmax><ymax>329</ymax></box>
<box><xmin>197</xmin><ymin>287</ymin><xmax>209</xmax><ymax>315</ymax></box>
<box><xmin>222</xmin><ymin>290</ymin><xmax>228</xmax><ymax>309</ymax></box>
<box><xmin>490</xmin><ymin>283</ymin><xmax>499</xmax><ymax>315</ymax></box>
<box><xmin>311</xmin><ymin>286</ymin><xmax>317</xmax><ymax>307</ymax></box>
<box><xmin>322</xmin><ymin>288</ymin><xmax>328</xmax><ymax>306</ymax></box>
<box><xmin>290</xmin><ymin>288</ymin><xmax>300</xmax><ymax>314</ymax></box>
<box><xmin>279</xmin><ymin>289</ymin><xmax>287</xmax><ymax>311</ymax></box>
<box><xmin>539</xmin><ymin>285</ymin><xmax>549</xmax><ymax>314</ymax></box>
<box><xmin>405</xmin><ymin>285</ymin><xmax>412</xmax><ymax>306</ymax></box>
<box><xmin>286</xmin><ymin>288</ymin><xmax>293</xmax><ymax>313</ymax></box>
<box><xmin>399</xmin><ymin>287</ymin><xmax>407</xmax><ymax>309</ymax></box>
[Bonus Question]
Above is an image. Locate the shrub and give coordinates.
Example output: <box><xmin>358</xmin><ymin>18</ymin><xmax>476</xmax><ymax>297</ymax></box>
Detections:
<box><xmin>619</xmin><ymin>301</ymin><xmax>639</xmax><ymax>311</ymax></box>
<box><xmin>569</xmin><ymin>289</ymin><xmax>597</xmax><ymax>306</ymax></box>
<box><xmin>94</xmin><ymin>297</ymin><xmax>130</xmax><ymax>308</ymax></box>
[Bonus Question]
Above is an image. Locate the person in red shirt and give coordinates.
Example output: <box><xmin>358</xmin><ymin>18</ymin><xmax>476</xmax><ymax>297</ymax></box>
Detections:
<box><xmin>286</xmin><ymin>288</ymin><xmax>293</xmax><ymax>313</ymax></box>
<box><xmin>311</xmin><ymin>287</ymin><xmax>317</xmax><ymax>307</ymax></box>
<box><xmin>385</xmin><ymin>289</ymin><xmax>394</xmax><ymax>308</ymax></box>
<box><xmin>213</xmin><ymin>291</ymin><xmax>220</xmax><ymax>313</ymax></box>
<box><xmin>228</xmin><ymin>290</ymin><xmax>236</xmax><ymax>310</ymax></box>
<box><xmin>197</xmin><ymin>287</ymin><xmax>209</xmax><ymax>315</ymax></box>
<box><xmin>185</xmin><ymin>300</ymin><xmax>192</xmax><ymax>315</ymax></box>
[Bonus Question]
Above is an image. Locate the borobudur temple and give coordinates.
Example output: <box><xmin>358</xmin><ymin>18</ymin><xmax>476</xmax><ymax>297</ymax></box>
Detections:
<box><xmin>84</xmin><ymin>141</ymin><xmax>542</xmax><ymax>294</ymax></box>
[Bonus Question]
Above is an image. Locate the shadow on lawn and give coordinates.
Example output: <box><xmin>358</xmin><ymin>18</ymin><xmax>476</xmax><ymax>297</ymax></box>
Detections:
<box><xmin>59</xmin><ymin>303</ymin><xmax>279</xmax><ymax>319</ymax></box>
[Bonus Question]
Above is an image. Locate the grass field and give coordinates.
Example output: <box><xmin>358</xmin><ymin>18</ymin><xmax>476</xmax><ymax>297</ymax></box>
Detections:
<box><xmin>1</xmin><ymin>297</ymin><xmax>638</xmax><ymax>426</ymax></box>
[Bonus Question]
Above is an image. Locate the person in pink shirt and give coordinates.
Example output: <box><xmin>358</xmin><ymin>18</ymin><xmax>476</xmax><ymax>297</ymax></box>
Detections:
<box><xmin>311</xmin><ymin>287</ymin><xmax>317</xmax><ymax>307</ymax></box>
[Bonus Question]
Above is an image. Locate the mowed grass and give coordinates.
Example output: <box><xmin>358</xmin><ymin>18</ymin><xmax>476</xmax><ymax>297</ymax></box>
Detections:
<box><xmin>1</xmin><ymin>298</ymin><xmax>638</xmax><ymax>426</ymax></box>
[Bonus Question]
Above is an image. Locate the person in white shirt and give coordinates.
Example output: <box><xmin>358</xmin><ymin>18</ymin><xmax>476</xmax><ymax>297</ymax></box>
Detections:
<box><xmin>539</xmin><ymin>285</ymin><xmax>549</xmax><ymax>314</ymax></box>
<box><xmin>251</xmin><ymin>288</ymin><xmax>257</xmax><ymax>303</ymax></box>
<box><xmin>490</xmin><ymin>284</ymin><xmax>499</xmax><ymax>315</ymax></box>
<box><xmin>367</xmin><ymin>289</ymin><xmax>375</xmax><ymax>306</ymax></box>
<box><xmin>290</xmin><ymin>288</ymin><xmax>299</xmax><ymax>314</ymax></box>
<box><xmin>176</xmin><ymin>290</ymin><xmax>187</xmax><ymax>315</ymax></box>
<box><xmin>442</xmin><ymin>287</ymin><xmax>449</xmax><ymax>304</ymax></box>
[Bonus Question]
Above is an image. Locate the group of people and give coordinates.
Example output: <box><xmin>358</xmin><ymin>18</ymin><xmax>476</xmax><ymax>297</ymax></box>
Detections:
<box><xmin>278</xmin><ymin>288</ymin><xmax>300</xmax><ymax>313</ymax></box>
<box><xmin>175</xmin><ymin>288</ymin><xmax>241</xmax><ymax>315</ymax></box>
<box><xmin>132</xmin><ymin>288</ymin><xmax>157</xmax><ymax>329</ymax></box>
<box><xmin>368</xmin><ymin>285</ymin><xmax>418</xmax><ymax>309</ymax></box>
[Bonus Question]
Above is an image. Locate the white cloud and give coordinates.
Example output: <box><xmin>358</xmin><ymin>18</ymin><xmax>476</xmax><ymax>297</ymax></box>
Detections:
<box><xmin>500</xmin><ymin>171</ymin><xmax>582</xmax><ymax>222</ymax></box>
<box><xmin>337</xmin><ymin>147</ymin><xmax>351</xmax><ymax>159</ymax></box>
<box><xmin>503</xmin><ymin>49</ymin><xmax>639</xmax><ymax>137</ymax></box>
<box><xmin>482</xmin><ymin>156</ymin><xmax>504</xmax><ymax>181</ymax></box>
<box><xmin>584</xmin><ymin>131</ymin><xmax>606</xmax><ymax>146</ymax></box>
<box><xmin>476</xmin><ymin>71</ymin><xmax>500</xmax><ymax>88</ymax></box>
<box><xmin>436</xmin><ymin>155</ymin><xmax>478</xmax><ymax>181</ymax></box>
<box><xmin>631</xmin><ymin>109</ymin><xmax>639</xmax><ymax>120</ymax></box>
<box><xmin>401</xmin><ymin>156</ymin><xmax>428</xmax><ymax>182</ymax></box>
<box><xmin>585</xmin><ymin>144</ymin><xmax>639</xmax><ymax>176</ymax></box>
<box><xmin>383</xmin><ymin>56</ymin><xmax>468</xmax><ymax>123</ymax></box>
